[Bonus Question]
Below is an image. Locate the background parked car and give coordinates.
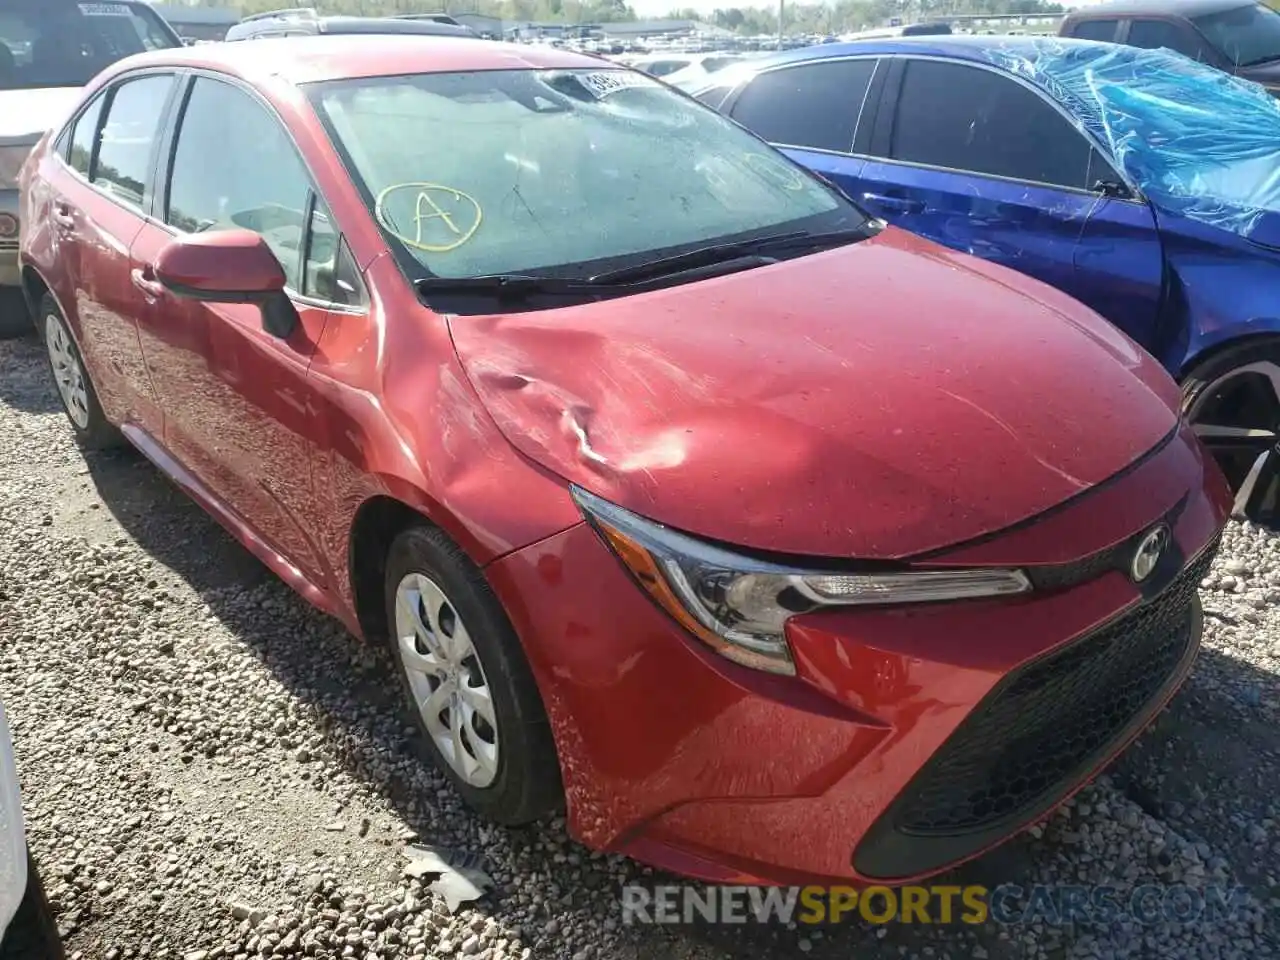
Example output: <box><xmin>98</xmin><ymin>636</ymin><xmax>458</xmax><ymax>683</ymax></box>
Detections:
<box><xmin>696</xmin><ymin>35</ymin><xmax>1280</xmax><ymax>524</ymax></box>
<box><xmin>0</xmin><ymin>701</ymin><xmax>63</xmax><ymax>960</ymax></box>
<box><xmin>1059</xmin><ymin>0</ymin><xmax>1280</xmax><ymax>93</ymax></box>
<box><xmin>225</xmin><ymin>7</ymin><xmax>477</xmax><ymax>42</ymax></box>
<box><xmin>656</xmin><ymin>52</ymin><xmax>749</xmax><ymax>90</ymax></box>
<box><xmin>0</xmin><ymin>0</ymin><xmax>183</xmax><ymax>338</ymax></box>
<box><xmin>627</xmin><ymin>51</ymin><xmax>743</xmax><ymax>79</ymax></box>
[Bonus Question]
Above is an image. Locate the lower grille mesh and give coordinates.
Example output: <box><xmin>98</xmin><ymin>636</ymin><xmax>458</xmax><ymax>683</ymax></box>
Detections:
<box><xmin>853</xmin><ymin>539</ymin><xmax>1218</xmax><ymax>878</ymax></box>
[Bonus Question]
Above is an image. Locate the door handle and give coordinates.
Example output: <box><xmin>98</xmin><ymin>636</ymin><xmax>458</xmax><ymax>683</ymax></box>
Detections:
<box><xmin>52</xmin><ymin>203</ymin><xmax>75</xmax><ymax>229</ymax></box>
<box><xmin>862</xmin><ymin>193</ymin><xmax>926</xmax><ymax>215</ymax></box>
<box><xmin>131</xmin><ymin>266</ymin><xmax>166</xmax><ymax>299</ymax></box>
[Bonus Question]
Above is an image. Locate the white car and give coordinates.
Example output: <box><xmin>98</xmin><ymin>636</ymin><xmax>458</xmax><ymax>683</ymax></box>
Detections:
<box><xmin>629</xmin><ymin>52</ymin><xmax>745</xmax><ymax>83</ymax></box>
<box><xmin>663</xmin><ymin>54</ymin><xmax>752</xmax><ymax>91</ymax></box>
<box><xmin>0</xmin><ymin>700</ymin><xmax>61</xmax><ymax>959</ymax></box>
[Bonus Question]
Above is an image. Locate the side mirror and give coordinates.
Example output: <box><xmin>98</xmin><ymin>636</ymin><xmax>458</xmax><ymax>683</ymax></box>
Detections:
<box><xmin>1092</xmin><ymin>178</ymin><xmax>1133</xmax><ymax>201</ymax></box>
<box><xmin>154</xmin><ymin>228</ymin><xmax>299</xmax><ymax>338</ymax></box>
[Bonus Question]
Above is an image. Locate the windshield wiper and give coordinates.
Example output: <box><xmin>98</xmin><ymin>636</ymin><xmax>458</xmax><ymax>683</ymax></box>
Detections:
<box><xmin>416</xmin><ymin>273</ymin><xmax>604</xmax><ymax>298</ymax></box>
<box><xmin>586</xmin><ymin>227</ymin><xmax>874</xmax><ymax>286</ymax></box>
<box><xmin>414</xmin><ymin>227</ymin><xmax>875</xmax><ymax>301</ymax></box>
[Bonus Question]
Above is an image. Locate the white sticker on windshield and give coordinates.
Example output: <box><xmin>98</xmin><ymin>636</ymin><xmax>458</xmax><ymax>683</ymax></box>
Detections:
<box><xmin>79</xmin><ymin>2</ymin><xmax>133</xmax><ymax>16</ymax></box>
<box><xmin>576</xmin><ymin>71</ymin><xmax>653</xmax><ymax>99</ymax></box>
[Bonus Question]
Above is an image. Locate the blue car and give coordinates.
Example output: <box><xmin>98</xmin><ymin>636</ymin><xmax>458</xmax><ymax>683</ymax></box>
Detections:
<box><xmin>693</xmin><ymin>36</ymin><xmax>1280</xmax><ymax>521</ymax></box>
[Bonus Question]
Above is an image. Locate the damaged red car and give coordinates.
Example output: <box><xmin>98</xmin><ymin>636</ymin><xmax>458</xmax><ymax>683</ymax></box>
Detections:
<box><xmin>18</xmin><ymin>36</ymin><xmax>1229</xmax><ymax>885</ymax></box>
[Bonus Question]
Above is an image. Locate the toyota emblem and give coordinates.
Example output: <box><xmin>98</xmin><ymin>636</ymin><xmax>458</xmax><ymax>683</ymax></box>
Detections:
<box><xmin>1130</xmin><ymin>525</ymin><xmax>1170</xmax><ymax>583</ymax></box>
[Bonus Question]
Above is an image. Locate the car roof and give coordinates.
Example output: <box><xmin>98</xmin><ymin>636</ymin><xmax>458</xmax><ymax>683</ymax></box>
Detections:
<box><xmin>316</xmin><ymin>17</ymin><xmax>473</xmax><ymax>36</ymax></box>
<box><xmin>729</xmin><ymin>34</ymin><xmax>1137</xmax><ymax>73</ymax></box>
<box><xmin>102</xmin><ymin>35</ymin><xmax>608</xmax><ymax>87</ymax></box>
<box><xmin>1061</xmin><ymin>0</ymin><xmax>1251</xmax><ymax>17</ymax></box>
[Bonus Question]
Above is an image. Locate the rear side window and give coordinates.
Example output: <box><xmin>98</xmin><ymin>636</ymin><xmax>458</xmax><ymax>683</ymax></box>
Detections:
<box><xmin>93</xmin><ymin>74</ymin><xmax>174</xmax><ymax>209</ymax></box>
<box><xmin>68</xmin><ymin>93</ymin><xmax>106</xmax><ymax>178</ymax></box>
<box><xmin>1068</xmin><ymin>19</ymin><xmax>1121</xmax><ymax>41</ymax></box>
<box><xmin>730</xmin><ymin>59</ymin><xmax>876</xmax><ymax>153</ymax></box>
<box><xmin>890</xmin><ymin>60</ymin><xmax>1093</xmax><ymax>190</ymax></box>
<box><xmin>166</xmin><ymin>78</ymin><xmax>314</xmax><ymax>293</ymax></box>
<box><xmin>1127</xmin><ymin>21</ymin><xmax>1206</xmax><ymax>59</ymax></box>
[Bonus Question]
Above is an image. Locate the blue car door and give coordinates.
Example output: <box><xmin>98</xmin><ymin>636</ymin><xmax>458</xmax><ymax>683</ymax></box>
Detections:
<box><xmin>851</xmin><ymin>56</ymin><xmax>1164</xmax><ymax>344</ymax></box>
<box><xmin>723</xmin><ymin>55</ymin><xmax>881</xmax><ymax>197</ymax></box>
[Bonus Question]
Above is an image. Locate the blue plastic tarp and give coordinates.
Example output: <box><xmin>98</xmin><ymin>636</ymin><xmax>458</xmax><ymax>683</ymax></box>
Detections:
<box><xmin>983</xmin><ymin>38</ymin><xmax>1280</xmax><ymax>240</ymax></box>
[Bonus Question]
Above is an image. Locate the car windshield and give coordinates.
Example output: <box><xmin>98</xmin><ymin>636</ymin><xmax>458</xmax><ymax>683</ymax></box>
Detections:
<box><xmin>1192</xmin><ymin>2</ymin><xmax>1280</xmax><ymax>68</ymax></box>
<box><xmin>309</xmin><ymin>68</ymin><xmax>861</xmax><ymax>281</ymax></box>
<box><xmin>0</xmin><ymin>0</ymin><xmax>179</xmax><ymax>90</ymax></box>
<box><xmin>984</xmin><ymin>38</ymin><xmax>1280</xmax><ymax>239</ymax></box>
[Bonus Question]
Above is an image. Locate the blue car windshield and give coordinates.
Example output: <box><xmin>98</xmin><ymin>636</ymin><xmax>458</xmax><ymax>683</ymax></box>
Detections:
<box><xmin>985</xmin><ymin>39</ymin><xmax>1280</xmax><ymax>240</ymax></box>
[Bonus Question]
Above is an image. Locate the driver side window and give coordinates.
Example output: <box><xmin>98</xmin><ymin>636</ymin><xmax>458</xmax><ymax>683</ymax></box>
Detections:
<box><xmin>166</xmin><ymin>77</ymin><xmax>312</xmax><ymax>291</ymax></box>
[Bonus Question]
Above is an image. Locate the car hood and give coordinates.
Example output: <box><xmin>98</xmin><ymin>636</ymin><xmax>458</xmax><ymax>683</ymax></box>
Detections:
<box><xmin>448</xmin><ymin>227</ymin><xmax>1180</xmax><ymax>559</ymax></box>
<box><xmin>0</xmin><ymin>87</ymin><xmax>81</xmax><ymax>141</ymax></box>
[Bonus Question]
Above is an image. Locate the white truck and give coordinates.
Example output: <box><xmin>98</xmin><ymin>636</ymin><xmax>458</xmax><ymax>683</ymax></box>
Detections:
<box><xmin>0</xmin><ymin>701</ymin><xmax>61</xmax><ymax>959</ymax></box>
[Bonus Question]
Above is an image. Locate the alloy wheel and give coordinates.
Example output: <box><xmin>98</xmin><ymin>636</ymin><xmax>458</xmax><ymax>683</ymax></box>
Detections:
<box><xmin>44</xmin><ymin>312</ymin><xmax>90</xmax><ymax>430</ymax></box>
<box><xmin>393</xmin><ymin>572</ymin><xmax>500</xmax><ymax>787</ymax></box>
<box><xmin>1187</xmin><ymin>359</ymin><xmax>1280</xmax><ymax>523</ymax></box>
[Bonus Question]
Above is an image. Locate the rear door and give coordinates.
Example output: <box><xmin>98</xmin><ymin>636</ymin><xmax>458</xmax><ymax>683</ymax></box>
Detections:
<box><xmin>38</xmin><ymin>71</ymin><xmax>178</xmax><ymax>435</ymax></box>
<box><xmin>855</xmin><ymin>56</ymin><xmax>1164</xmax><ymax>342</ymax></box>
<box><xmin>723</xmin><ymin>56</ymin><xmax>879</xmax><ymax>196</ymax></box>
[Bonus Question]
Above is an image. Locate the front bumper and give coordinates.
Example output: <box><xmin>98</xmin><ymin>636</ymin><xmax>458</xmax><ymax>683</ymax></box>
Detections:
<box><xmin>485</xmin><ymin>422</ymin><xmax>1230</xmax><ymax>884</ymax></box>
<box><xmin>0</xmin><ymin>856</ymin><xmax>62</xmax><ymax>960</ymax></box>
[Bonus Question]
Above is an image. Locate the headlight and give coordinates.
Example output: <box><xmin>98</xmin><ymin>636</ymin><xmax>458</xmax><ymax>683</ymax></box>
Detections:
<box><xmin>0</xmin><ymin>702</ymin><xmax>30</xmax><ymax>940</ymax></box>
<box><xmin>572</xmin><ymin>486</ymin><xmax>1032</xmax><ymax>676</ymax></box>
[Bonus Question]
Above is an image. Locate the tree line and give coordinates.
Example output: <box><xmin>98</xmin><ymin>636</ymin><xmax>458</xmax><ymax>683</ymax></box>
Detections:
<box><xmin>184</xmin><ymin>0</ymin><xmax>1074</xmax><ymax>33</ymax></box>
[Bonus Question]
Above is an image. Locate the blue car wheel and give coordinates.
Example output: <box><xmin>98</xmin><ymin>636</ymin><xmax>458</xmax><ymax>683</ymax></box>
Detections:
<box><xmin>1182</xmin><ymin>339</ymin><xmax>1280</xmax><ymax>523</ymax></box>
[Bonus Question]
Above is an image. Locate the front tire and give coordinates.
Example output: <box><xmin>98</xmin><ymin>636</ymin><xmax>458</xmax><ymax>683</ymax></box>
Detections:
<box><xmin>383</xmin><ymin>524</ymin><xmax>563</xmax><ymax>825</ymax></box>
<box><xmin>1182</xmin><ymin>338</ymin><xmax>1280</xmax><ymax>523</ymax></box>
<box><xmin>40</xmin><ymin>294</ymin><xmax>120</xmax><ymax>451</ymax></box>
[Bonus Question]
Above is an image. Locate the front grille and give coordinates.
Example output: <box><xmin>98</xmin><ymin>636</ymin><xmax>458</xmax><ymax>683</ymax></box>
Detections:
<box><xmin>1022</xmin><ymin>495</ymin><xmax>1188</xmax><ymax>593</ymax></box>
<box><xmin>853</xmin><ymin>539</ymin><xmax>1217</xmax><ymax>879</ymax></box>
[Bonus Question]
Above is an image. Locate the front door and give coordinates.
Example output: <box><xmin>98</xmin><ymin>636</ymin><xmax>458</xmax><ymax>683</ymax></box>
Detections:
<box><xmin>132</xmin><ymin>74</ymin><xmax>339</xmax><ymax>587</ymax></box>
<box><xmin>857</xmin><ymin>57</ymin><xmax>1165</xmax><ymax>344</ymax></box>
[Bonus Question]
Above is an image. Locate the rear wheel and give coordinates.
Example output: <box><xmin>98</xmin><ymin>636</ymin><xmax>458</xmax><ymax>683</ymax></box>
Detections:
<box><xmin>40</xmin><ymin>294</ymin><xmax>121</xmax><ymax>450</ymax></box>
<box><xmin>383</xmin><ymin>524</ymin><xmax>563</xmax><ymax>824</ymax></box>
<box><xmin>1182</xmin><ymin>340</ymin><xmax>1280</xmax><ymax>523</ymax></box>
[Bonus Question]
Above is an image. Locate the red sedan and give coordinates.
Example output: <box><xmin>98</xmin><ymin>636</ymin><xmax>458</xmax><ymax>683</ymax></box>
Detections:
<box><xmin>17</xmin><ymin>36</ymin><xmax>1229</xmax><ymax>886</ymax></box>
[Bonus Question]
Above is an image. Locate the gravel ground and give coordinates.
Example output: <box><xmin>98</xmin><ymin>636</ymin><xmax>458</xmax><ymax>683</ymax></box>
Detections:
<box><xmin>1</xmin><ymin>330</ymin><xmax>1277</xmax><ymax>960</ymax></box>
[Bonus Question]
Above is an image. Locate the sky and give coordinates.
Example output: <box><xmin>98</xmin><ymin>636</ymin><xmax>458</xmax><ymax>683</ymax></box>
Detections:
<box><xmin>628</xmin><ymin>0</ymin><xmax>774</xmax><ymax>15</ymax></box>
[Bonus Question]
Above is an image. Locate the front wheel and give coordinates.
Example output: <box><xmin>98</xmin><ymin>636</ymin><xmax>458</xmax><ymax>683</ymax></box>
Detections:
<box><xmin>1182</xmin><ymin>339</ymin><xmax>1280</xmax><ymax>523</ymax></box>
<box><xmin>383</xmin><ymin>524</ymin><xmax>563</xmax><ymax>825</ymax></box>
